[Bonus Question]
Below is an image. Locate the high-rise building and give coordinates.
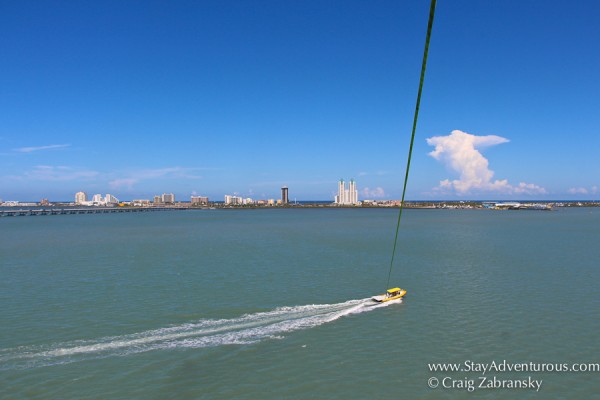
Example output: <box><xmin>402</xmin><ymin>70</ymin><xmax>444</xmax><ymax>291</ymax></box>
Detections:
<box><xmin>105</xmin><ymin>194</ymin><xmax>119</xmax><ymax>204</ymax></box>
<box><xmin>191</xmin><ymin>196</ymin><xmax>209</xmax><ymax>205</ymax></box>
<box><xmin>87</xmin><ymin>193</ymin><xmax>119</xmax><ymax>206</ymax></box>
<box><xmin>281</xmin><ymin>186</ymin><xmax>289</xmax><ymax>204</ymax></box>
<box><xmin>334</xmin><ymin>178</ymin><xmax>359</xmax><ymax>205</ymax></box>
<box><xmin>224</xmin><ymin>195</ymin><xmax>242</xmax><ymax>205</ymax></box>
<box><xmin>337</xmin><ymin>180</ymin><xmax>345</xmax><ymax>204</ymax></box>
<box><xmin>153</xmin><ymin>195</ymin><xmax>162</xmax><ymax>204</ymax></box>
<box><xmin>348</xmin><ymin>179</ymin><xmax>358</xmax><ymax>204</ymax></box>
<box><xmin>162</xmin><ymin>193</ymin><xmax>175</xmax><ymax>204</ymax></box>
<box><xmin>75</xmin><ymin>191</ymin><xmax>88</xmax><ymax>204</ymax></box>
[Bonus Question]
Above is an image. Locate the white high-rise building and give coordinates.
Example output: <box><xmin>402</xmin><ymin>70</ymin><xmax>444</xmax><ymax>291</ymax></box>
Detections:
<box><xmin>162</xmin><ymin>193</ymin><xmax>175</xmax><ymax>204</ymax></box>
<box><xmin>334</xmin><ymin>178</ymin><xmax>359</xmax><ymax>205</ymax></box>
<box><xmin>89</xmin><ymin>193</ymin><xmax>119</xmax><ymax>205</ymax></box>
<box><xmin>75</xmin><ymin>191</ymin><xmax>88</xmax><ymax>204</ymax></box>
<box><xmin>105</xmin><ymin>194</ymin><xmax>119</xmax><ymax>204</ymax></box>
<box><xmin>224</xmin><ymin>195</ymin><xmax>242</xmax><ymax>205</ymax></box>
<box><xmin>348</xmin><ymin>179</ymin><xmax>358</xmax><ymax>204</ymax></box>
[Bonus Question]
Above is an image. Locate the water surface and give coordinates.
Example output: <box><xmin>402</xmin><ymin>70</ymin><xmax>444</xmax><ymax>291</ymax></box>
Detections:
<box><xmin>1</xmin><ymin>208</ymin><xmax>599</xmax><ymax>399</ymax></box>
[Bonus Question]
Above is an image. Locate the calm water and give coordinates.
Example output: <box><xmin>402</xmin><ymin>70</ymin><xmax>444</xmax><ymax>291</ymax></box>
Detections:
<box><xmin>1</xmin><ymin>208</ymin><xmax>599</xmax><ymax>399</ymax></box>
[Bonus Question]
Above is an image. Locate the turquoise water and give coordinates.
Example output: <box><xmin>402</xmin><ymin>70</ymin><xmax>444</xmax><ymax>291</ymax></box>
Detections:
<box><xmin>1</xmin><ymin>208</ymin><xmax>599</xmax><ymax>399</ymax></box>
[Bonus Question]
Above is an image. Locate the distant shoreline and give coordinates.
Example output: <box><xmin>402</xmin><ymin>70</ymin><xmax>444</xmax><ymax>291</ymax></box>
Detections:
<box><xmin>1</xmin><ymin>200</ymin><xmax>599</xmax><ymax>216</ymax></box>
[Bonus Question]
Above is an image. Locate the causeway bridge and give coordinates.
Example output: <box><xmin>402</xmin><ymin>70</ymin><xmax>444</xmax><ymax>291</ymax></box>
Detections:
<box><xmin>0</xmin><ymin>207</ymin><xmax>189</xmax><ymax>217</ymax></box>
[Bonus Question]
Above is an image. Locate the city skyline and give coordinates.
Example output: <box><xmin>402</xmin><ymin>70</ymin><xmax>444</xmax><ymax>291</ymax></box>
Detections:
<box><xmin>1</xmin><ymin>1</ymin><xmax>599</xmax><ymax>201</ymax></box>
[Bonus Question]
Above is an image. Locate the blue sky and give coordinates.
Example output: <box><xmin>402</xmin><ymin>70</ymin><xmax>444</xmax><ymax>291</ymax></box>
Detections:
<box><xmin>1</xmin><ymin>0</ymin><xmax>598</xmax><ymax>201</ymax></box>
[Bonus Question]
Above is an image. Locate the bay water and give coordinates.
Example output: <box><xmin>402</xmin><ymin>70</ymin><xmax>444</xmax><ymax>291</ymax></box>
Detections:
<box><xmin>1</xmin><ymin>208</ymin><xmax>599</xmax><ymax>399</ymax></box>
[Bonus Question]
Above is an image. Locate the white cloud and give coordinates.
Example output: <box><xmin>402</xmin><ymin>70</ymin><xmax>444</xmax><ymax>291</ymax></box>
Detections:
<box><xmin>568</xmin><ymin>187</ymin><xmax>588</xmax><ymax>195</ymax></box>
<box><xmin>513</xmin><ymin>182</ymin><xmax>547</xmax><ymax>194</ymax></box>
<box><xmin>107</xmin><ymin>167</ymin><xmax>203</xmax><ymax>190</ymax></box>
<box><xmin>362</xmin><ymin>187</ymin><xmax>386</xmax><ymax>198</ymax></box>
<box><xmin>127</xmin><ymin>167</ymin><xmax>203</xmax><ymax>180</ymax></box>
<box><xmin>426</xmin><ymin>130</ymin><xmax>546</xmax><ymax>196</ymax></box>
<box><xmin>13</xmin><ymin>144</ymin><xmax>70</xmax><ymax>153</ymax></box>
<box><xmin>21</xmin><ymin>165</ymin><xmax>99</xmax><ymax>181</ymax></box>
<box><xmin>6</xmin><ymin>165</ymin><xmax>202</xmax><ymax>189</ymax></box>
<box><xmin>357</xmin><ymin>171</ymin><xmax>388</xmax><ymax>177</ymax></box>
<box><xmin>568</xmin><ymin>186</ymin><xmax>598</xmax><ymax>195</ymax></box>
<box><xmin>109</xmin><ymin>178</ymin><xmax>138</xmax><ymax>190</ymax></box>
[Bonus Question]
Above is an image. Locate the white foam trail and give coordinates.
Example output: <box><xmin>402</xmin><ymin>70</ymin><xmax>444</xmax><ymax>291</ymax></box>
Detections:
<box><xmin>0</xmin><ymin>297</ymin><xmax>401</xmax><ymax>369</ymax></box>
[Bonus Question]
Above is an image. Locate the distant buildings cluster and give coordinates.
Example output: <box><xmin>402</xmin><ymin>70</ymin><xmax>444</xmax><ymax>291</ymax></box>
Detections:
<box><xmin>223</xmin><ymin>186</ymin><xmax>290</xmax><ymax>206</ymax></box>
<box><xmin>3</xmin><ymin>180</ymin><xmax>600</xmax><ymax>210</ymax></box>
<box><xmin>75</xmin><ymin>192</ymin><xmax>120</xmax><ymax>206</ymax></box>
<box><xmin>4</xmin><ymin>180</ymin><xmax>364</xmax><ymax>207</ymax></box>
<box><xmin>153</xmin><ymin>193</ymin><xmax>175</xmax><ymax>204</ymax></box>
<box><xmin>75</xmin><ymin>192</ymin><xmax>180</xmax><ymax>206</ymax></box>
<box><xmin>72</xmin><ymin>191</ymin><xmax>210</xmax><ymax>207</ymax></box>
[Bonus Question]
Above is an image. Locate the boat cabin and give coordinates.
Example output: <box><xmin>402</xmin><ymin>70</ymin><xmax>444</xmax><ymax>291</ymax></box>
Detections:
<box><xmin>386</xmin><ymin>287</ymin><xmax>402</xmax><ymax>297</ymax></box>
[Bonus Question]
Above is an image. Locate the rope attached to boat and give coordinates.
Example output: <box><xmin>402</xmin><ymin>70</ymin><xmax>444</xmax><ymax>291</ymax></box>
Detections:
<box><xmin>386</xmin><ymin>0</ymin><xmax>437</xmax><ymax>291</ymax></box>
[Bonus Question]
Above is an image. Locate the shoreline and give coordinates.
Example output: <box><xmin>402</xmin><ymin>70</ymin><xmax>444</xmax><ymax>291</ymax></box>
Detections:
<box><xmin>1</xmin><ymin>200</ymin><xmax>599</xmax><ymax>218</ymax></box>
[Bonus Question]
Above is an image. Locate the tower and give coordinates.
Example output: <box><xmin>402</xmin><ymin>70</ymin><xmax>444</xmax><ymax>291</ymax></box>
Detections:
<box><xmin>349</xmin><ymin>179</ymin><xmax>357</xmax><ymax>204</ymax></box>
<box><xmin>281</xmin><ymin>186</ymin><xmax>289</xmax><ymax>204</ymax></box>
<box><xmin>336</xmin><ymin>179</ymin><xmax>345</xmax><ymax>204</ymax></box>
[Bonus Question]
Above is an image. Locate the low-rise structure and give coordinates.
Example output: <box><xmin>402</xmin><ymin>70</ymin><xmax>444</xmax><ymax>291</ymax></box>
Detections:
<box><xmin>132</xmin><ymin>199</ymin><xmax>151</xmax><ymax>206</ymax></box>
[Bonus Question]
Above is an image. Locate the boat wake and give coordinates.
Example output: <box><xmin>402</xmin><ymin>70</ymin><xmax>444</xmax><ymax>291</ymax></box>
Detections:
<box><xmin>0</xmin><ymin>297</ymin><xmax>401</xmax><ymax>370</ymax></box>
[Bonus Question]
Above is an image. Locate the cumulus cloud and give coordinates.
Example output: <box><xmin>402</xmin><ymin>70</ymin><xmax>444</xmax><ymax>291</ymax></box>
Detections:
<box><xmin>13</xmin><ymin>144</ymin><xmax>70</xmax><ymax>153</ymax></box>
<box><xmin>362</xmin><ymin>187</ymin><xmax>386</xmax><ymax>198</ymax></box>
<box><xmin>426</xmin><ymin>130</ymin><xmax>546</xmax><ymax>196</ymax></box>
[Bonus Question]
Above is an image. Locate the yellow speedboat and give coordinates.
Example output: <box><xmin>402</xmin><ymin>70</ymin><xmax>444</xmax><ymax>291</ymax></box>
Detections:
<box><xmin>372</xmin><ymin>287</ymin><xmax>407</xmax><ymax>303</ymax></box>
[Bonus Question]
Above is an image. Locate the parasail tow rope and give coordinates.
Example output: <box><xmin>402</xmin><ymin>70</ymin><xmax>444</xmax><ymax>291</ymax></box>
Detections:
<box><xmin>386</xmin><ymin>0</ymin><xmax>437</xmax><ymax>291</ymax></box>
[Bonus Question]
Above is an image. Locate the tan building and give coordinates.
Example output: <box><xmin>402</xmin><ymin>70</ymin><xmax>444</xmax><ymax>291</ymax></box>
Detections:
<box><xmin>191</xmin><ymin>196</ymin><xmax>209</xmax><ymax>205</ymax></box>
